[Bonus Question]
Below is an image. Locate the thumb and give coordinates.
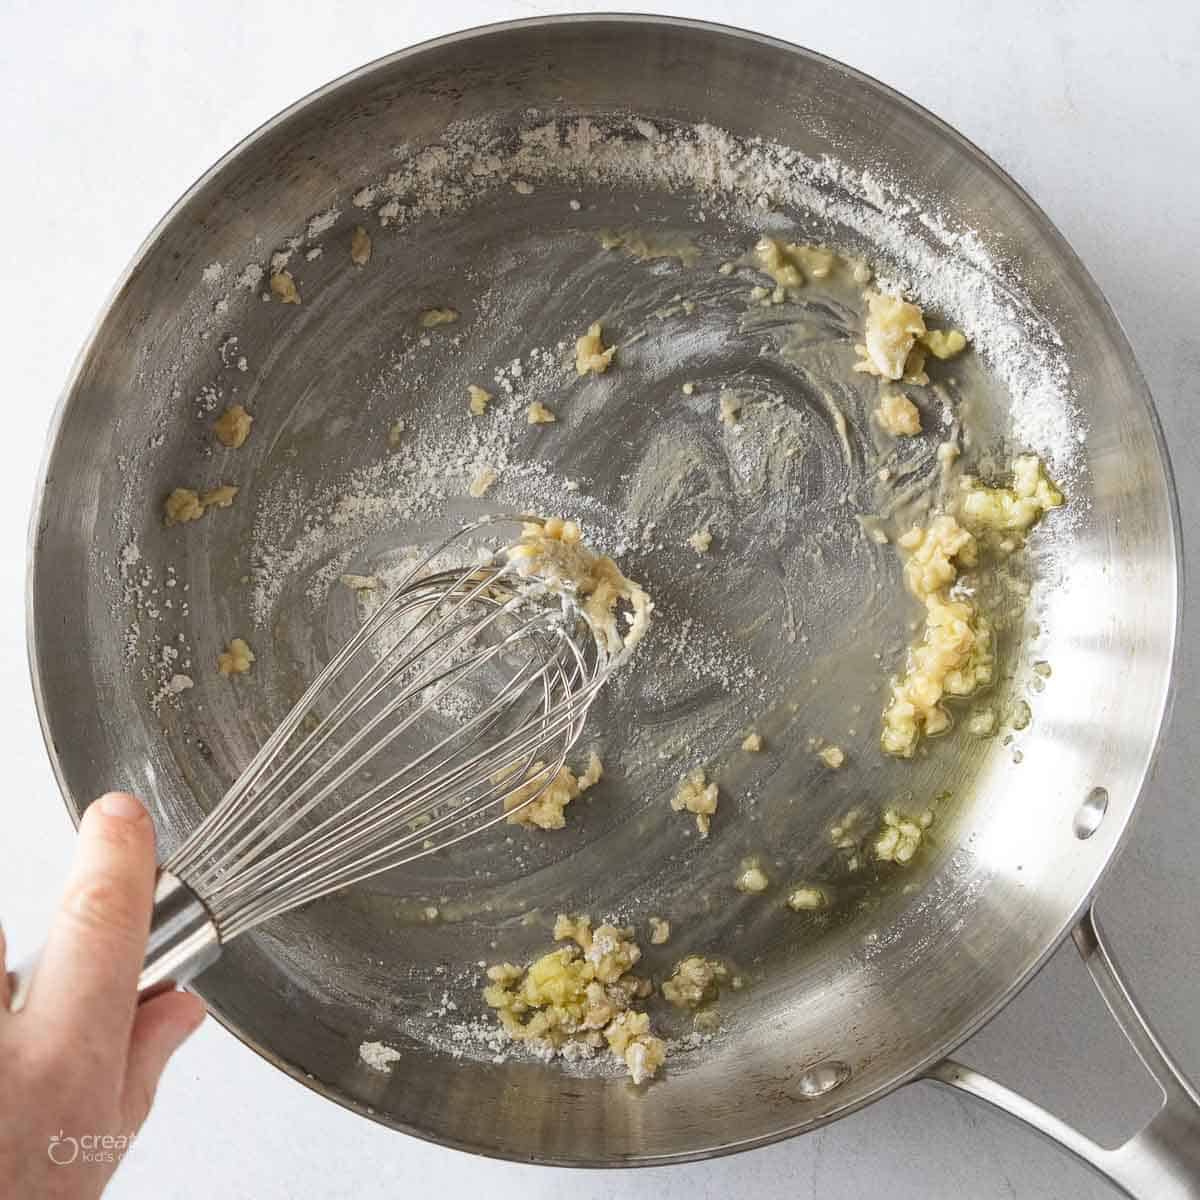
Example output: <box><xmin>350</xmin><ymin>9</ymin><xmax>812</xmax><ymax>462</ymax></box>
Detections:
<box><xmin>121</xmin><ymin>990</ymin><xmax>206</xmax><ymax>1130</ymax></box>
<box><xmin>28</xmin><ymin>791</ymin><xmax>158</xmax><ymax>1071</ymax></box>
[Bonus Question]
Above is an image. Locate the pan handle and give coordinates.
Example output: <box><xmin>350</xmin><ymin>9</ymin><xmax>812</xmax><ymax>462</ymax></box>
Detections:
<box><xmin>926</xmin><ymin>903</ymin><xmax>1200</xmax><ymax>1200</ymax></box>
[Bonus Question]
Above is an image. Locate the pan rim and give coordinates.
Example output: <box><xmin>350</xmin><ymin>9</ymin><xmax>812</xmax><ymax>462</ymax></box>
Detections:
<box><xmin>25</xmin><ymin>11</ymin><xmax>1185</xmax><ymax>1167</ymax></box>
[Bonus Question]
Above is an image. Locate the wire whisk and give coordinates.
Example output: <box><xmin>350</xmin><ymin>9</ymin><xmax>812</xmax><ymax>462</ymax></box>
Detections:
<box><xmin>9</xmin><ymin>516</ymin><xmax>640</xmax><ymax>1009</ymax></box>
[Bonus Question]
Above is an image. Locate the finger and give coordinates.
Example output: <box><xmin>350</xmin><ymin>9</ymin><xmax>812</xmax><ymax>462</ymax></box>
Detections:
<box><xmin>0</xmin><ymin>920</ymin><xmax>9</xmax><ymax>1010</ymax></box>
<box><xmin>121</xmin><ymin>990</ymin><xmax>206</xmax><ymax>1130</ymax></box>
<box><xmin>28</xmin><ymin>793</ymin><xmax>158</xmax><ymax>1071</ymax></box>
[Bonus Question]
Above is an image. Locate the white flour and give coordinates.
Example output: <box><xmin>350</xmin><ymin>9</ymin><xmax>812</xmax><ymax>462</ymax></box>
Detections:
<box><xmin>206</xmin><ymin>102</ymin><xmax>1081</xmax><ymax>832</ymax></box>
<box><xmin>202</xmin><ymin>115</ymin><xmax>1078</xmax><ymax>484</ymax></box>
<box><xmin>305</xmin><ymin>206</ymin><xmax>341</xmax><ymax>241</ymax></box>
<box><xmin>104</xmin><ymin>110</ymin><xmax>1085</xmax><ymax>1073</ymax></box>
<box><xmin>324</xmin><ymin>119</ymin><xmax>1072</xmax><ymax>466</ymax></box>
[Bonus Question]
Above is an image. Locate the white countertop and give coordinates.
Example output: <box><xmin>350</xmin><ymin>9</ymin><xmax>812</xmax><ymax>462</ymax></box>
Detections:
<box><xmin>2</xmin><ymin>3</ymin><xmax>1197</xmax><ymax>1197</ymax></box>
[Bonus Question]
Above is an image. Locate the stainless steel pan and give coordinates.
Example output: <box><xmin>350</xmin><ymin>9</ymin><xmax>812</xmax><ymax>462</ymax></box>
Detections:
<box><xmin>26</xmin><ymin>16</ymin><xmax>1198</xmax><ymax>1197</ymax></box>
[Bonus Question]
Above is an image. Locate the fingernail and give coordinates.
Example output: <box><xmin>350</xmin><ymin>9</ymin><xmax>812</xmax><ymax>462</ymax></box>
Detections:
<box><xmin>97</xmin><ymin>792</ymin><xmax>146</xmax><ymax>821</ymax></box>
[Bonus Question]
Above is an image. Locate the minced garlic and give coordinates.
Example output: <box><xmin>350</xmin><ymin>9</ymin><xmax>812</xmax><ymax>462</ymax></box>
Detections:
<box><xmin>419</xmin><ymin>307</ymin><xmax>459</xmax><ymax>327</ymax></box>
<box><xmin>967</xmin><ymin>707</ymin><xmax>997</xmax><ymax>736</ymax></box>
<box><xmin>217</xmin><ymin>637</ymin><xmax>255</xmax><ymax>676</ymax></box>
<box><xmin>854</xmin><ymin>290</ymin><xmax>968</xmax><ymax>384</ymax></box>
<box><xmin>163</xmin><ymin>488</ymin><xmax>204</xmax><ymax>526</ymax></box>
<box><xmin>662</xmin><ymin>956</ymin><xmax>727</xmax><ymax>1008</ymax></box>
<box><xmin>350</xmin><ymin>225</ymin><xmax>372</xmax><ymax>266</ymax></box>
<box><xmin>526</xmin><ymin>400</ymin><xmax>556</xmax><ymax>424</ymax></box>
<box><xmin>671</xmin><ymin>768</ymin><xmax>718</xmax><ymax>837</ymax></box>
<box><xmin>877</xmin><ymin>391</ymin><xmax>921</xmax><ymax>436</ymax></box>
<box><xmin>741</xmin><ymin>732</ymin><xmax>763</xmax><ymax>752</ymax></box>
<box><xmin>213</xmin><ymin>404</ymin><xmax>253</xmax><ymax>448</ymax></box>
<box><xmin>753</xmin><ymin>238</ymin><xmax>801</xmax><ymax>288</ymax></box>
<box><xmin>483</xmin><ymin>916</ymin><xmax>664</xmax><ymax>1083</ymax></box>
<box><xmin>718</xmin><ymin>391</ymin><xmax>742</xmax><ymax>424</ymax></box>
<box><xmin>854</xmin><ymin>290</ymin><xmax>925</xmax><ymax>381</ymax></box>
<box><xmin>270</xmin><ymin>270</ymin><xmax>300</xmax><ymax>304</ymax></box>
<box><xmin>882</xmin><ymin>457</ymin><xmax>1062</xmax><ymax>755</ymax></box>
<box><xmin>817</xmin><ymin>744</ymin><xmax>845</xmax><ymax>769</ymax></box>
<box><xmin>502</xmin><ymin>753</ymin><xmax>601</xmax><ymax>831</ymax></box>
<box><xmin>752</xmin><ymin>238</ymin><xmax>836</xmax><ymax>289</ymax></box>
<box><xmin>505</xmin><ymin>518</ymin><xmax>652</xmax><ymax>654</ymax></box>
<box><xmin>960</xmin><ymin>455</ymin><xmax>1064</xmax><ymax>537</ymax></box>
<box><xmin>787</xmin><ymin>886</ymin><xmax>828</xmax><ymax>911</ymax></box>
<box><xmin>577</xmin><ymin>751</ymin><xmax>603</xmax><ymax>791</ymax></box>
<box><xmin>575</xmin><ymin>321</ymin><xmax>615</xmax><ymax>375</ymax></box>
<box><xmin>735</xmin><ymin>858</ymin><xmax>770</xmax><ymax>893</ymax></box>
<box><xmin>881</xmin><ymin>515</ymin><xmax>992</xmax><ymax>757</ymax></box>
<box><xmin>921</xmin><ymin>328</ymin><xmax>967</xmax><ymax>359</ymax></box>
<box><xmin>163</xmin><ymin>484</ymin><xmax>239</xmax><ymax>526</ymax></box>
<box><xmin>502</xmin><ymin>764</ymin><xmax>577</xmax><ymax>830</ymax></box>
<box><xmin>201</xmin><ymin>484</ymin><xmax>238</xmax><ymax>510</ymax></box>
<box><xmin>604</xmin><ymin>1012</ymin><xmax>666</xmax><ymax>1085</ymax></box>
<box><xmin>873</xmin><ymin>808</ymin><xmax>934</xmax><ymax>864</ymax></box>
<box><xmin>467</xmin><ymin>384</ymin><xmax>492</xmax><ymax>415</ymax></box>
<box><xmin>882</xmin><ymin>592</ymin><xmax>994</xmax><ymax>757</ymax></box>
<box><xmin>901</xmin><ymin>515</ymin><xmax>978</xmax><ymax>600</ymax></box>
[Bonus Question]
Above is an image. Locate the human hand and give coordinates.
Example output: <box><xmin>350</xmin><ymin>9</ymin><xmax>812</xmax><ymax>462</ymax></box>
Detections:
<box><xmin>0</xmin><ymin>792</ymin><xmax>206</xmax><ymax>1199</ymax></box>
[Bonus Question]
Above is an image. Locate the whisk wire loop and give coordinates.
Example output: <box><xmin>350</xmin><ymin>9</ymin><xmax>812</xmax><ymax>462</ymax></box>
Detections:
<box><xmin>163</xmin><ymin>520</ymin><xmax>616</xmax><ymax>940</ymax></box>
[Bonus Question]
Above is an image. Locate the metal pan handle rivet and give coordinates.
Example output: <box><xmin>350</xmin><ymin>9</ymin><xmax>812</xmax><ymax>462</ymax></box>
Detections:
<box><xmin>794</xmin><ymin>1060</ymin><xmax>851</xmax><ymax>1099</ymax></box>
<box><xmin>1074</xmin><ymin>787</ymin><xmax>1110</xmax><ymax>839</ymax></box>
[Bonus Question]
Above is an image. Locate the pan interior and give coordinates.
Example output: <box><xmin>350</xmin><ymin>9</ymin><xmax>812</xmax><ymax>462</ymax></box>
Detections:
<box><xmin>30</xmin><ymin>19</ymin><xmax>1177</xmax><ymax>1164</ymax></box>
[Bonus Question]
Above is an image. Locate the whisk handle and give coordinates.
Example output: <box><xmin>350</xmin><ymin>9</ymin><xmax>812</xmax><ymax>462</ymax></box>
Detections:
<box><xmin>136</xmin><ymin>870</ymin><xmax>222</xmax><ymax>999</ymax></box>
<box><xmin>7</xmin><ymin>870</ymin><xmax>221</xmax><ymax>1012</ymax></box>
